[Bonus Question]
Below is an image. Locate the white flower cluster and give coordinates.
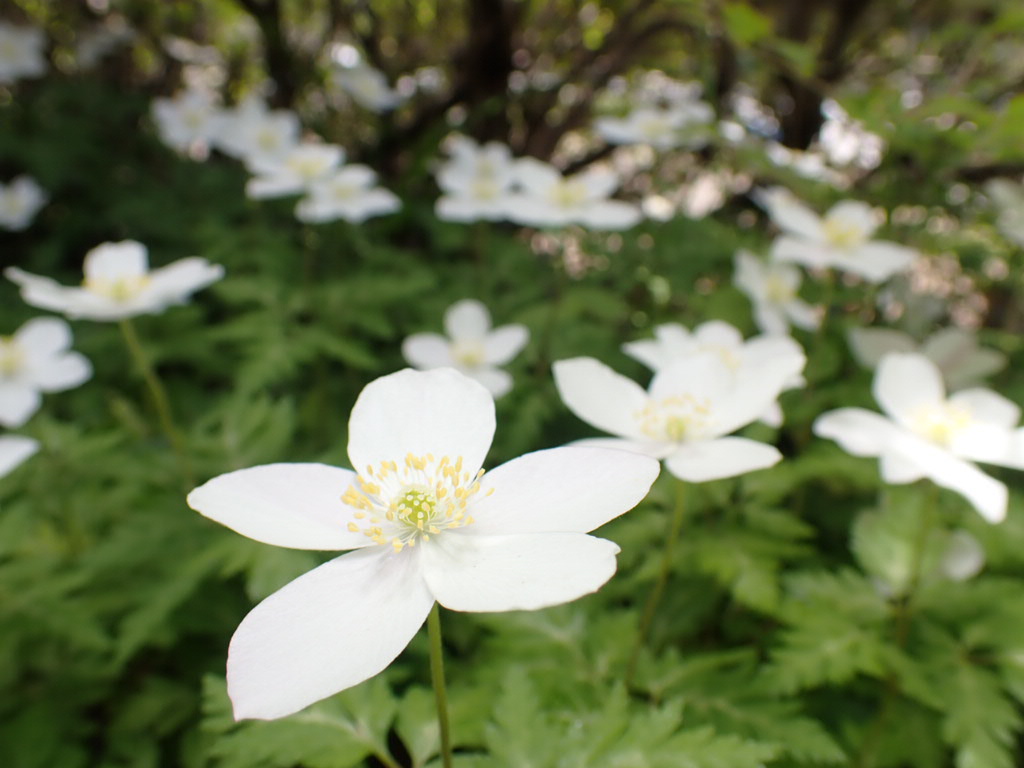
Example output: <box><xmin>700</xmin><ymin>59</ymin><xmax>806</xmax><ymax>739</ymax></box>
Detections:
<box><xmin>435</xmin><ymin>135</ymin><xmax>642</xmax><ymax>230</ymax></box>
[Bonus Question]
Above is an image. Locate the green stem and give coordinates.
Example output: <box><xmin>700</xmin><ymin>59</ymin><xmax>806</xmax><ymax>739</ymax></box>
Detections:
<box><xmin>118</xmin><ymin>318</ymin><xmax>194</xmax><ymax>488</ymax></box>
<box><xmin>626</xmin><ymin>479</ymin><xmax>686</xmax><ymax>688</ymax></box>
<box><xmin>857</xmin><ymin>485</ymin><xmax>939</xmax><ymax>768</ymax></box>
<box><xmin>428</xmin><ymin>603</ymin><xmax>453</xmax><ymax>768</ymax></box>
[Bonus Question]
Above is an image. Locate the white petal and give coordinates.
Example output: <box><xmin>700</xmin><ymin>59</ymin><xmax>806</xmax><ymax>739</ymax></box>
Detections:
<box><xmin>756</xmin><ymin>188</ymin><xmax>824</xmax><ymax>240</ymax></box>
<box><xmin>83</xmin><ymin>240</ymin><xmax>149</xmax><ymax>282</ymax></box>
<box><xmin>570</xmin><ymin>436</ymin><xmax>677</xmax><ymax>460</ymax></box>
<box><xmin>246</xmin><ymin>175</ymin><xmax>304</xmax><ymax>199</ymax></box>
<box><xmin>467</xmin><ymin>367</ymin><xmax>513</xmax><ymax>398</ymax></box>
<box><xmin>576</xmin><ymin>200</ymin><xmax>643</xmax><ymax>230</ymax></box>
<box><xmin>783</xmin><ymin>299</ymin><xmax>821</xmax><ymax>331</ymax></box>
<box><xmin>444</xmin><ymin>299</ymin><xmax>491</xmax><ymax>341</ymax></box>
<box><xmin>29</xmin><ymin>351</ymin><xmax>92</xmax><ymax>392</ymax></box>
<box><xmin>950</xmin><ymin>389</ymin><xmax>1020</xmax><ymax>429</ymax></box>
<box><xmin>513</xmin><ymin>158</ymin><xmax>560</xmax><ymax>195</ymax></box>
<box><xmin>553</xmin><ymin>358</ymin><xmax>649</xmax><ymax>441</ymax></box>
<box><xmin>910</xmin><ymin>441</ymin><xmax>1007</xmax><ymax>523</ymax></box>
<box><xmin>401</xmin><ymin>334</ymin><xmax>454</xmax><ymax>369</ymax></box>
<box><xmin>421</xmin><ymin>532</ymin><xmax>619</xmax><ymax>612</ymax></box>
<box><xmin>664</xmin><ymin>436</ymin><xmax>781</xmax><ymax>482</ymax></box>
<box><xmin>146</xmin><ymin>257</ymin><xmax>224</xmax><ymax>308</ymax></box>
<box><xmin>835</xmin><ymin>242</ymin><xmax>916</xmax><ymax>282</ymax></box>
<box><xmin>0</xmin><ymin>382</ymin><xmax>41</xmax><ymax>428</ymax></box>
<box><xmin>187</xmin><ymin>463</ymin><xmax>370</xmax><ymax>550</ymax></box>
<box><xmin>228</xmin><ymin>547</ymin><xmax>433</xmax><ymax>720</ymax></box>
<box><xmin>347</xmin><ymin>368</ymin><xmax>495</xmax><ymax>477</ymax></box>
<box><xmin>468</xmin><ymin>446</ymin><xmax>659</xmax><ymax>535</ymax></box>
<box><xmin>813</xmin><ymin>407</ymin><xmax>905</xmax><ymax>457</ymax></box>
<box><xmin>874</xmin><ymin>353</ymin><xmax>944</xmax><ymax>425</ymax></box>
<box><xmin>648</xmin><ymin>353</ymin><xmax>734</xmax><ymax>406</ymax></box>
<box><xmin>15</xmin><ymin>317</ymin><xmax>72</xmax><ymax>358</ymax></box>
<box><xmin>483</xmin><ymin>324</ymin><xmax>529</xmax><ymax>365</ymax></box>
<box><xmin>846</xmin><ymin>327</ymin><xmax>917</xmax><ymax>369</ymax></box>
<box><xmin>0</xmin><ymin>435</ymin><xmax>39</xmax><ymax>478</ymax></box>
<box><xmin>770</xmin><ymin>236</ymin><xmax>834</xmax><ymax>270</ymax></box>
<box><xmin>879</xmin><ymin>451</ymin><xmax>925</xmax><ymax>483</ymax></box>
<box><xmin>753</xmin><ymin>303</ymin><xmax>789</xmax><ymax>336</ymax></box>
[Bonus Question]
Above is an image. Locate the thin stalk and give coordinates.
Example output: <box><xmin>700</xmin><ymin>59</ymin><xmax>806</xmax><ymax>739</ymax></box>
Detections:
<box><xmin>626</xmin><ymin>479</ymin><xmax>686</xmax><ymax>687</ymax></box>
<box><xmin>428</xmin><ymin>603</ymin><xmax>453</xmax><ymax>768</ymax></box>
<box><xmin>118</xmin><ymin>318</ymin><xmax>194</xmax><ymax>488</ymax></box>
<box><xmin>857</xmin><ymin>485</ymin><xmax>939</xmax><ymax>768</ymax></box>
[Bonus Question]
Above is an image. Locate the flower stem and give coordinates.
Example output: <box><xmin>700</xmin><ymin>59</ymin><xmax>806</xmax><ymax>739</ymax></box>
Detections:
<box><xmin>118</xmin><ymin>318</ymin><xmax>194</xmax><ymax>488</ymax></box>
<box><xmin>428</xmin><ymin>603</ymin><xmax>454</xmax><ymax>768</ymax></box>
<box><xmin>626</xmin><ymin>478</ymin><xmax>686</xmax><ymax>688</ymax></box>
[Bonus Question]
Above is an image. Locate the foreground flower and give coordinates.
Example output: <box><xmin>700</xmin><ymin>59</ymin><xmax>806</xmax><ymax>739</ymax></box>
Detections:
<box><xmin>758</xmin><ymin>187</ymin><xmax>917</xmax><ymax>283</ymax></box>
<box><xmin>151</xmin><ymin>86</ymin><xmax>225</xmax><ymax>153</ymax></box>
<box><xmin>0</xmin><ymin>317</ymin><xmax>92</xmax><ymax>428</ymax></box>
<box><xmin>594</xmin><ymin>103</ymin><xmax>713</xmax><ymax>151</ymax></box>
<box><xmin>0</xmin><ymin>22</ymin><xmax>47</xmax><ymax>84</ymax></box>
<box><xmin>245</xmin><ymin>142</ymin><xmax>344</xmax><ymax>199</ymax></box>
<box><xmin>0</xmin><ymin>435</ymin><xmax>39</xmax><ymax>479</ymax></box>
<box><xmin>847</xmin><ymin>326</ymin><xmax>1006</xmax><ymax>391</ymax></box>
<box><xmin>402</xmin><ymin>300</ymin><xmax>528</xmax><ymax>398</ymax></box>
<box><xmin>434</xmin><ymin>136</ymin><xmax>518</xmax><ymax>223</ymax></box>
<box><xmin>295</xmin><ymin>165</ymin><xmax>400</xmax><ymax>224</ymax></box>
<box><xmin>187</xmin><ymin>368</ymin><xmax>659</xmax><ymax>719</ymax></box>
<box><xmin>0</xmin><ymin>176</ymin><xmax>47</xmax><ymax>231</ymax></box>
<box><xmin>554</xmin><ymin>351</ymin><xmax>803</xmax><ymax>482</ymax></box>
<box><xmin>505</xmin><ymin>158</ymin><xmax>642</xmax><ymax>230</ymax></box>
<box><xmin>621</xmin><ymin>320</ymin><xmax>806</xmax><ymax>427</ymax></box>
<box><xmin>814</xmin><ymin>353</ymin><xmax>1024</xmax><ymax>523</ymax></box>
<box><xmin>733</xmin><ymin>249</ymin><xmax>820</xmax><ymax>335</ymax></box>
<box><xmin>5</xmin><ymin>240</ymin><xmax>224</xmax><ymax>321</ymax></box>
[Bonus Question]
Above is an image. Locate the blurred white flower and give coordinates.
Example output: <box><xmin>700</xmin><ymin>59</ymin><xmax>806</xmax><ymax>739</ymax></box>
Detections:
<box><xmin>152</xmin><ymin>86</ymin><xmax>226</xmax><ymax>153</ymax></box>
<box><xmin>0</xmin><ymin>22</ymin><xmax>47</xmax><ymax>84</ymax></box>
<box><xmin>187</xmin><ymin>368</ymin><xmax>659</xmax><ymax>719</ymax></box>
<box><xmin>815</xmin><ymin>352</ymin><xmax>1024</xmax><ymax>523</ymax></box>
<box><xmin>0</xmin><ymin>434</ymin><xmax>38</xmax><ymax>479</ymax></box>
<box><xmin>984</xmin><ymin>179</ymin><xmax>1024</xmax><ymax>249</ymax></box>
<box><xmin>434</xmin><ymin>136</ymin><xmax>518</xmax><ymax>223</ymax></box>
<box><xmin>74</xmin><ymin>16</ymin><xmax>135</xmax><ymax>69</ymax></box>
<box><xmin>402</xmin><ymin>299</ymin><xmax>528</xmax><ymax>398</ymax></box>
<box><xmin>505</xmin><ymin>158</ymin><xmax>642</xmax><ymax>230</ymax></box>
<box><xmin>594</xmin><ymin>103</ymin><xmax>713</xmax><ymax>150</ymax></box>
<box><xmin>332</xmin><ymin>62</ymin><xmax>404</xmax><ymax>112</ymax></box>
<box><xmin>295</xmin><ymin>165</ymin><xmax>400</xmax><ymax>224</ymax></box>
<box><xmin>216</xmin><ymin>96</ymin><xmax>300</xmax><ymax>163</ymax></box>
<box><xmin>622</xmin><ymin>320</ymin><xmax>806</xmax><ymax>427</ymax></box>
<box><xmin>554</xmin><ymin>349</ymin><xmax>804</xmax><ymax>482</ymax></box>
<box><xmin>758</xmin><ymin>187</ymin><xmax>917</xmax><ymax>283</ymax></box>
<box><xmin>245</xmin><ymin>142</ymin><xmax>344</xmax><ymax>199</ymax></box>
<box><xmin>941</xmin><ymin>529</ymin><xmax>985</xmax><ymax>581</ymax></box>
<box><xmin>0</xmin><ymin>317</ymin><xmax>92</xmax><ymax>428</ymax></box>
<box><xmin>0</xmin><ymin>176</ymin><xmax>47</xmax><ymax>231</ymax></box>
<box><xmin>5</xmin><ymin>240</ymin><xmax>224</xmax><ymax>321</ymax></box>
<box><xmin>733</xmin><ymin>249</ymin><xmax>820</xmax><ymax>336</ymax></box>
<box><xmin>848</xmin><ymin>327</ymin><xmax>1006</xmax><ymax>391</ymax></box>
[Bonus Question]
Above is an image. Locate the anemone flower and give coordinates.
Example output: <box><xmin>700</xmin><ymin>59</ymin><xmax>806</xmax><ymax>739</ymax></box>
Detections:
<box><xmin>733</xmin><ymin>249</ymin><xmax>820</xmax><ymax>336</ymax></box>
<box><xmin>0</xmin><ymin>176</ymin><xmax>47</xmax><ymax>231</ymax></box>
<box><xmin>187</xmin><ymin>368</ymin><xmax>659</xmax><ymax>719</ymax></box>
<box><xmin>295</xmin><ymin>165</ymin><xmax>400</xmax><ymax>224</ymax></box>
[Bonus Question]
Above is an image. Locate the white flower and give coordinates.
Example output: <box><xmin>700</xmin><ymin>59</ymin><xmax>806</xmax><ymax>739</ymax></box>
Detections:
<box><xmin>0</xmin><ymin>435</ymin><xmax>38</xmax><ymax>479</ymax></box>
<box><xmin>758</xmin><ymin>187</ymin><xmax>918</xmax><ymax>283</ymax></box>
<box><xmin>402</xmin><ymin>300</ymin><xmax>529</xmax><ymax>398</ymax></box>
<box><xmin>5</xmin><ymin>240</ymin><xmax>224</xmax><ymax>321</ymax></box>
<box><xmin>245</xmin><ymin>142</ymin><xmax>344</xmax><ymax>199</ymax></box>
<box><xmin>434</xmin><ymin>136</ymin><xmax>518</xmax><ymax>223</ymax></box>
<box><xmin>295</xmin><ymin>165</ymin><xmax>400</xmax><ymax>224</ymax></box>
<box><xmin>152</xmin><ymin>86</ymin><xmax>226</xmax><ymax>153</ymax></box>
<box><xmin>187</xmin><ymin>368</ymin><xmax>659</xmax><ymax>719</ymax></box>
<box><xmin>0</xmin><ymin>176</ymin><xmax>47</xmax><ymax>231</ymax></box>
<box><xmin>985</xmin><ymin>179</ymin><xmax>1024</xmax><ymax>249</ymax></box>
<box><xmin>814</xmin><ymin>352</ymin><xmax>1024</xmax><ymax>523</ymax></box>
<box><xmin>504</xmin><ymin>158</ymin><xmax>642</xmax><ymax>230</ymax></box>
<box><xmin>594</xmin><ymin>103</ymin><xmax>713</xmax><ymax>150</ymax></box>
<box><xmin>553</xmin><ymin>350</ymin><xmax>804</xmax><ymax>482</ymax></box>
<box><xmin>0</xmin><ymin>317</ymin><xmax>92</xmax><ymax>428</ymax></box>
<box><xmin>216</xmin><ymin>96</ymin><xmax>300</xmax><ymax>163</ymax></box>
<box><xmin>622</xmin><ymin>320</ymin><xmax>806</xmax><ymax>427</ymax></box>
<box><xmin>733</xmin><ymin>249</ymin><xmax>820</xmax><ymax>336</ymax></box>
<box><xmin>332</xmin><ymin>63</ymin><xmax>404</xmax><ymax>112</ymax></box>
<box><xmin>847</xmin><ymin>326</ymin><xmax>1006</xmax><ymax>392</ymax></box>
<box><xmin>0</xmin><ymin>23</ymin><xmax>47</xmax><ymax>84</ymax></box>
